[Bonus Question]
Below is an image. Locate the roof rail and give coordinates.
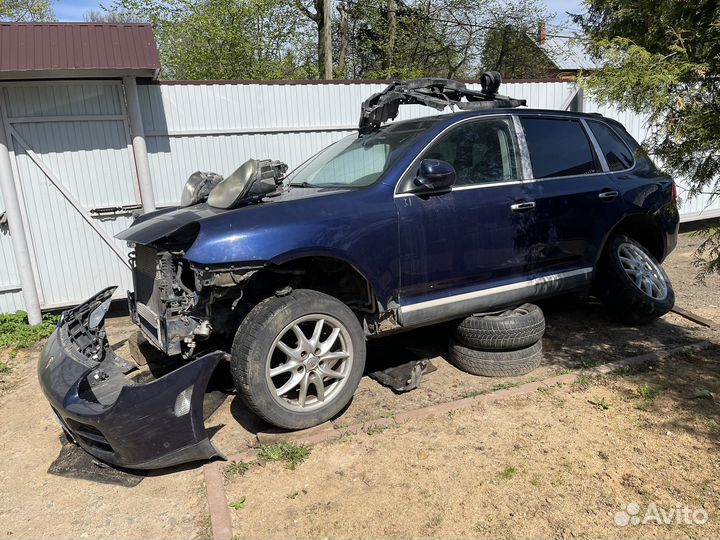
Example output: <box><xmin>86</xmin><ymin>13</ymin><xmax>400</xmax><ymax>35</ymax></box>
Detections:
<box><xmin>359</xmin><ymin>72</ymin><xmax>526</xmax><ymax>135</ymax></box>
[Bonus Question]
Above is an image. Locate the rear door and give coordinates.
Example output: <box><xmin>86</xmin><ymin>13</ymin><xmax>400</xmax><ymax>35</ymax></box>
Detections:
<box><xmin>515</xmin><ymin>115</ymin><xmax>625</xmax><ymax>274</ymax></box>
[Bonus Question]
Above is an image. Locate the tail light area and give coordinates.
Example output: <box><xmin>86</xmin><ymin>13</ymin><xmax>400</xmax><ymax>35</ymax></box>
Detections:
<box><xmin>671</xmin><ymin>181</ymin><xmax>678</xmax><ymax>205</ymax></box>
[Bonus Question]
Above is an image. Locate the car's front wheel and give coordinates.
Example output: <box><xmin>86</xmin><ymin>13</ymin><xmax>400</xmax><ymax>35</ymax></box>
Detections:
<box><xmin>230</xmin><ymin>289</ymin><xmax>366</xmax><ymax>430</ymax></box>
<box><xmin>596</xmin><ymin>234</ymin><xmax>675</xmax><ymax>325</ymax></box>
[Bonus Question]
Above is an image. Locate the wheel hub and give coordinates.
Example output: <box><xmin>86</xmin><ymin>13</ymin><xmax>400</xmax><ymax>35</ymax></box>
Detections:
<box><xmin>305</xmin><ymin>356</ymin><xmax>320</xmax><ymax>370</ymax></box>
<box><xmin>266</xmin><ymin>314</ymin><xmax>353</xmax><ymax>412</ymax></box>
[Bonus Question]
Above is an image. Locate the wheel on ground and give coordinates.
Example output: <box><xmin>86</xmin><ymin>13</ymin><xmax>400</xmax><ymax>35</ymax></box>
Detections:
<box><xmin>596</xmin><ymin>234</ymin><xmax>674</xmax><ymax>325</ymax></box>
<box><xmin>230</xmin><ymin>289</ymin><xmax>366</xmax><ymax>430</ymax></box>
<box><xmin>448</xmin><ymin>338</ymin><xmax>542</xmax><ymax>377</ymax></box>
<box><xmin>452</xmin><ymin>303</ymin><xmax>545</xmax><ymax>350</ymax></box>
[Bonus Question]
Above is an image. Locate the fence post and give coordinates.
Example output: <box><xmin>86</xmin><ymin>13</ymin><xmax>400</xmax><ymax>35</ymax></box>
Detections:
<box><xmin>123</xmin><ymin>76</ymin><xmax>156</xmax><ymax>213</ymax></box>
<box><xmin>0</xmin><ymin>102</ymin><xmax>42</xmax><ymax>324</ymax></box>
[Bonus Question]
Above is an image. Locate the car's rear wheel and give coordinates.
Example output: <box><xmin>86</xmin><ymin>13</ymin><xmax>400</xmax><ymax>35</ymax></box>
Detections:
<box><xmin>596</xmin><ymin>234</ymin><xmax>674</xmax><ymax>325</ymax></box>
<box><xmin>230</xmin><ymin>289</ymin><xmax>366</xmax><ymax>430</ymax></box>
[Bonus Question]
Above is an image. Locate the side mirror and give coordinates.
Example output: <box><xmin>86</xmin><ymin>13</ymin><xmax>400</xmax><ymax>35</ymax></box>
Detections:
<box><xmin>410</xmin><ymin>159</ymin><xmax>456</xmax><ymax>193</ymax></box>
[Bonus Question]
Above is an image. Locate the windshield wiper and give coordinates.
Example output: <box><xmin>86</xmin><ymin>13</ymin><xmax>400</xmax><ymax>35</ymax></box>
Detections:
<box><xmin>289</xmin><ymin>181</ymin><xmax>316</xmax><ymax>188</ymax></box>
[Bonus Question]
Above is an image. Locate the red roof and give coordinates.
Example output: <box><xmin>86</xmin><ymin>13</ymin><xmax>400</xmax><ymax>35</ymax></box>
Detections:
<box><xmin>0</xmin><ymin>23</ymin><xmax>160</xmax><ymax>78</ymax></box>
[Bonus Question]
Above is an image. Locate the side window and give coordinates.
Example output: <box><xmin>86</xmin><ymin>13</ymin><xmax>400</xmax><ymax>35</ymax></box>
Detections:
<box><xmin>520</xmin><ymin>117</ymin><xmax>599</xmax><ymax>178</ymax></box>
<box><xmin>587</xmin><ymin>120</ymin><xmax>634</xmax><ymax>171</ymax></box>
<box><xmin>423</xmin><ymin>118</ymin><xmax>519</xmax><ymax>186</ymax></box>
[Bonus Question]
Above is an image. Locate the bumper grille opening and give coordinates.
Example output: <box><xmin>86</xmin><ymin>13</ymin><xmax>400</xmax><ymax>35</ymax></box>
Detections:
<box><xmin>65</xmin><ymin>419</ymin><xmax>114</xmax><ymax>454</ymax></box>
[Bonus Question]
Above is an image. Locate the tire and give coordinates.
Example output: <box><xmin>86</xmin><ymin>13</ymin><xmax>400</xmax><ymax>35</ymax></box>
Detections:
<box><xmin>230</xmin><ymin>289</ymin><xmax>366</xmax><ymax>430</ymax></box>
<box><xmin>596</xmin><ymin>235</ymin><xmax>675</xmax><ymax>325</ymax></box>
<box><xmin>452</xmin><ymin>303</ymin><xmax>545</xmax><ymax>350</ymax></box>
<box><xmin>448</xmin><ymin>338</ymin><xmax>543</xmax><ymax>377</ymax></box>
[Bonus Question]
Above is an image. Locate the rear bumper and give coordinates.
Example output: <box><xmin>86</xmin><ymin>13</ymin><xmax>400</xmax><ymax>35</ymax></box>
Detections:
<box><xmin>37</xmin><ymin>287</ymin><xmax>226</xmax><ymax>470</ymax></box>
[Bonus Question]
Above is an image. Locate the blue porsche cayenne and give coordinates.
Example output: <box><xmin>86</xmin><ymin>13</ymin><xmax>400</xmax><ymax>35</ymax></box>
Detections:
<box><xmin>38</xmin><ymin>78</ymin><xmax>679</xmax><ymax>469</ymax></box>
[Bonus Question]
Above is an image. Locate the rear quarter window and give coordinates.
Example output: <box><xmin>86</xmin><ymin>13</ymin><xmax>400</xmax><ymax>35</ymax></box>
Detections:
<box><xmin>587</xmin><ymin>120</ymin><xmax>635</xmax><ymax>171</ymax></box>
<box><xmin>520</xmin><ymin>117</ymin><xmax>599</xmax><ymax>179</ymax></box>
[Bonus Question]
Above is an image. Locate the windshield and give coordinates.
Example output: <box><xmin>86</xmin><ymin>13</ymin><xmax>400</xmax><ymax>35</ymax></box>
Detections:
<box><xmin>285</xmin><ymin>118</ymin><xmax>440</xmax><ymax>188</ymax></box>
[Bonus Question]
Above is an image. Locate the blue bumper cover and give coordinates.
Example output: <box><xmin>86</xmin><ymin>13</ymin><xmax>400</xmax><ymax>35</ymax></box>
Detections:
<box><xmin>37</xmin><ymin>287</ymin><xmax>226</xmax><ymax>470</ymax></box>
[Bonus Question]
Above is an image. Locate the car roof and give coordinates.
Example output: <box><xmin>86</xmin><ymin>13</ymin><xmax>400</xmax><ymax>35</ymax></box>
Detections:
<box><xmin>376</xmin><ymin>108</ymin><xmax>623</xmax><ymax>137</ymax></box>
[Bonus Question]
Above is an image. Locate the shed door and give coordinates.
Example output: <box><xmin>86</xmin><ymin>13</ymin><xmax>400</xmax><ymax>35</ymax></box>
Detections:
<box><xmin>1</xmin><ymin>81</ymin><xmax>140</xmax><ymax>308</ymax></box>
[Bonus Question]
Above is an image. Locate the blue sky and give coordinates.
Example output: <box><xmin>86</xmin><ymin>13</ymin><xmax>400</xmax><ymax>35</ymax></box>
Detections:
<box><xmin>55</xmin><ymin>0</ymin><xmax>584</xmax><ymax>24</ymax></box>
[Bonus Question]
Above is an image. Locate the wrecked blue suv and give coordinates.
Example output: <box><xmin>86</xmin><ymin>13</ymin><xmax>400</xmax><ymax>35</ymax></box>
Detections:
<box><xmin>38</xmin><ymin>77</ymin><xmax>679</xmax><ymax>469</ymax></box>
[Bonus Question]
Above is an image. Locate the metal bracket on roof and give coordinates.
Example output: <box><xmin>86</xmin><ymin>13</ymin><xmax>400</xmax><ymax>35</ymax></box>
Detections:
<box><xmin>358</xmin><ymin>72</ymin><xmax>526</xmax><ymax>135</ymax></box>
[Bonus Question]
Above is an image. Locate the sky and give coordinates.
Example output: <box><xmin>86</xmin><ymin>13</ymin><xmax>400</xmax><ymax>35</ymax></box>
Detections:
<box><xmin>55</xmin><ymin>0</ymin><xmax>585</xmax><ymax>24</ymax></box>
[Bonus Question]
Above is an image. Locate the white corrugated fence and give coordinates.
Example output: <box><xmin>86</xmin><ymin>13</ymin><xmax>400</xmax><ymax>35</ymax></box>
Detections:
<box><xmin>0</xmin><ymin>79</ymin><xmax>716</xmax><ymax>314</ymax></box>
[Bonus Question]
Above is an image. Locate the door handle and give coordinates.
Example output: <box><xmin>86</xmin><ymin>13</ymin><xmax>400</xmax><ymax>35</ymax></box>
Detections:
<box><xmin>598</xmin><ymin>190</ymin><xmax>619</xmax><ymax>200</ymax></box>
<box><xmin>510</xmin><ymin>201</ymin><xmax>536</xmax><ymax>211</ymax></box>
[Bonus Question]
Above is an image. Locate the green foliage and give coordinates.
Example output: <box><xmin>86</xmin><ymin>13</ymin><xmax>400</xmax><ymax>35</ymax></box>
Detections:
<box><xmin>229</xmin><ymin>496</ymin><xmax>246</xmax><ymax>510</ymax></box>
<box><xmin>637</xmin><ymin>383</ymin><xmax>659</xmax><ymax>400</ymax></box>
<box><xmin>365</xmin><ymin>424</ymin><xmax>388</xmax><ymax>435</ymax></box>
<box><xmin>500</xmin><ymin>466</ymin><xmax>518</xmax><ymax>479</ymax></box>
<box><xmin>258</xmin><ymin>442</ymin><xmax>310</xmax><ymax>469</ymax></box>
<box><xmin>107</xmin><ymin>0</ymin><xmax>552</xmax><ymax>80</ymax></box>
<box><xmin>0</xmin><ymin>362</ymin><xmax>10</xmax><ymax>374</ymax></box>
<box><xmin>0</xmin><ymin>311</ymin><xmax>58</xmax><ymax>350</ymax></box>
<box><xmin>578</xmin><ymin>0</ymin><xmax>720</xmax><ymax>276</ymax></box>
<box><xmin>111</xmin><ymin>0</ymin><xmax>316</xmax><ymax>80</ymax></box>
<box><xmin>224</xmin><ymin>460</ymin><xmax>251</xmax><ymax>477</ymax></box>
<box><xmin>588</xmin><ymin>396</ymin><xmax>610</xmax><ymax>409</ymax></box>
<box><xmin>0</xmin><ymin>0</ymin><xmax>55</xmax><ymax>21</ymax></box>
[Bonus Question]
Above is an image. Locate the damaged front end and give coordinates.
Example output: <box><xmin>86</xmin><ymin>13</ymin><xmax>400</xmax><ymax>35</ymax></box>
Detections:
<box><xmin>37</xmin><ymin>287</ymin><xmax>227</xmax><ymax>469</ymax></box>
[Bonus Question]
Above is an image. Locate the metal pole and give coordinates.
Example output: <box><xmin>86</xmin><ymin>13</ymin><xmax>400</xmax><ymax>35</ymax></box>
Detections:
<box><xmin>123</xmin><ymin>76</ymin><xmax>156</xmax><ymax>213</ymax></box>
<box><xmin>0</xmin><ymin>104</ymin><xmax>42</xmax><ymax>325</ymax></box>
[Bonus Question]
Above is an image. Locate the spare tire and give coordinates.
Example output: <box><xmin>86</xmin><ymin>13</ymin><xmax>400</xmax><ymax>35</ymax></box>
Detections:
<box><xmin>452</xmin><ymin>303</ymin><xmax>545</xmax><ymax>350</ymax></box>
<box><xmin>448</xmin><ymin>338</ymin><xmax>542</xmax><ymax>377</ymax></box>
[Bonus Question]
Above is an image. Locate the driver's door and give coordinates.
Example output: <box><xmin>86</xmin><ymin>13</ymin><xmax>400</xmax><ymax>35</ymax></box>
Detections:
<box><xmin>395</xmin><ymin>116</ymin><xmax>531</xmax><ymax>326</ymax></box>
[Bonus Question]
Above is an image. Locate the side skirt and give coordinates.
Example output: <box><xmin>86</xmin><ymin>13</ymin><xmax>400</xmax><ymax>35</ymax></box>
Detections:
<box><xmin>398</xmin><ymin>267</ymin><xmax>593</xmax><ymax>327</ymax></box>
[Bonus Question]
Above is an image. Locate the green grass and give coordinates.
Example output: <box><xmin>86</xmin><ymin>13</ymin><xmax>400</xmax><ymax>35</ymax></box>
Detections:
<box><xmin>258</xmin><ymin>442</ymin><xmax>310</xmax><ymax>470</ymax></box>
<box><xmin>637</xmin><ymin>383</ymin><xmax>659</xmax><ymax>400</ymax></box>
<box><xmin>492</xmin><ymin>382</ymin><xmax>520</xmax><ymax>391</ymax></box>
<box><xmin>707</xmin><ymin>419</ymin><xmax>720</xmax><ymax>438</ymax></box>
<box><xmin>224</xmin><ymin>460</ymin><xmax>250</xmax><ymax>477</ymax></box>
<box><xmin>229</xmin><ymin>496</ymin><xmax>246</xmax><ymax>510</ymax></box>
<box><xmin>366</xmin><ymin>424</ymin><xmax>387</xmax><ymax>436</ymax></box>
<box><xmin>574</xmin><ymin>372</ymin><xmax>599</xmax><ymax>388</ymax></box>
<box><xmin>0</xmin><ymin>361</ymin><xmax>10</xmax><ymax>374</ymax></box>
<box><xmin>588</xmin><ymin>396</ymin><xmax>610</xmax><ymax>410</ymax></box>
<box><xmin>286</xmin><ymin>490</ymin><xmax>300</xmax><ymax>499</ymax></box>
<box><xmin>0</xmin><ymin>311</ymin><xmax>59</xmax><ymax>351</ymax></box>
<box><xmin>500</xmin><ymin>466</ymin><xmax>518</xmax><ymax>480</ymax></box>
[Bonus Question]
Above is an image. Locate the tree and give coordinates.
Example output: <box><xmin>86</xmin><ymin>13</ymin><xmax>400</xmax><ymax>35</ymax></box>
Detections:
<box><xmin>479</xmin><ymin>0</ymin><xmax>556</xmax><ymax>79</ymax></box>
<box><xmin>295</xmin><ymin>0</ymin><xmax>334</xmax><ymax>79</ymax></box>
<box><xmin>577</xmin><ymin>0</ymin><xmax>720</xmax><ymax>275</ymax></box>
<box><xmin>0</xmin><ymin>0</ymin><xmax>55</xmax><ymax>21</ymax></box>
<box><xmin>84</xmin><ymin>9</ymin><xmax>140</xmax><ymax>22</ymax></box>
<box><xmin>110</xmin><ymin>0</ymin><xmax>316</xmax><ymax>80</ymax></box>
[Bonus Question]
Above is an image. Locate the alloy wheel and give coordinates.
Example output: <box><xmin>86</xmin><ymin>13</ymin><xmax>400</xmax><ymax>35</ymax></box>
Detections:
<box><xmin>265</xmin><ymin>314</ymin><xmax>353</xmax><ymax>412</ymax></box>
<box><xmin>617</xmin><ymin>242</ymin><xmax>669</xmax><ymax>300</ymax></box>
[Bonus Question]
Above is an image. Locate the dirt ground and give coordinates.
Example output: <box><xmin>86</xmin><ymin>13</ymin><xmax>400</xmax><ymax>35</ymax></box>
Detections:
<box><xmin>0</xmin><ymin>232</ymin><xmax>718</xmax><ymax>539</ymax></box>
<box><xmin>225</xmin><ymin>344</ymin><xmax>720</xmax><ymax>539</ymax></box>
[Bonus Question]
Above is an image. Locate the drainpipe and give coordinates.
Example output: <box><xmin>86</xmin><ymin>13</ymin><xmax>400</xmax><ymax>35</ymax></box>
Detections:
<box><xmin>0</xmin><ymin>106</ymin><xmax>42</xmax><ymax>324</ymax></box>
<box><xmin>123</xmin><ymin>76</ymin><xmax>156</xmax><ymax>213</ymax></box>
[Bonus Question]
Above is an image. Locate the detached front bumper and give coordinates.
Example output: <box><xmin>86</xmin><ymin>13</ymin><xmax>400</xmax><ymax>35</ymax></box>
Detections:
<box><xmin>37</xmin><ymin>287</ymin><xmax>226</xmax><ymax>470</ymax></box>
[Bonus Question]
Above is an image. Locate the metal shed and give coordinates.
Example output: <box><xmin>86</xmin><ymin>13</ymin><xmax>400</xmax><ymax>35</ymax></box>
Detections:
<box><xmin>0</xmin><ymin>23</ymin><xmax>161</xmax><ymax>324</ymax></box>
